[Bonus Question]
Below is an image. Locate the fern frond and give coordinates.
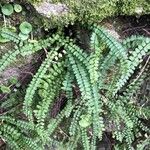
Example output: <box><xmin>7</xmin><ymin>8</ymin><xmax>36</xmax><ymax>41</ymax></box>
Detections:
<box><xmin>90</xmin><ymin>127</ymin><xmax>97</xmax><ymax>150</ymax></box>
<box><xmin>67</xmin><ymin>52</ymin><xmax>103</xmax><ymax>138</ymax></box>
<box><xmin>61</xmin><ymin>68</ymin><xmax>74</xmax><ymax>117</ymax></box>
<box><xmin>91</xmin><ymin>25</ymin><xmax>128</xmax><ymax>91</ymax></box>
<box><xmin>89</xmin><ymin>30</ymin><xmax>105</xmax><ymax>83</ymax></box>
<box><xmin>46</xmin><ymin>104</ymin><xmax>70</xmax><ymax>135</ymax></box>
<box><xmin>0</xmin><ymin>116</ymin><xmax>34</xmax><ymax>131</ymax></box>
<box><xmin>119</xmin><ymin>69</ymin><xmax>148</xmax><ymax>103</ymax></box>
<box><xmin>20</xmin><ymin>34</ymin><xmax>60</xmax><ymax>56</ymax></box>
<box><xmin>69</xmin><ymin>101</ymin><xmax>84</xmax><ymax>136</ymax></box>
<box><xmin>65</xmin><ymin>42</ymin><xmax>89</xmax><ymax>67</ymax></box>
<box><xmin>23</xmin><ymin>50</ymin><xmax>59</xmax><ymax>121</ymax></box>
<box><xmin>89</xmin><ymin>54</ymin><xmax>100</xmax><ymax>84</ymax></box>
<box><xmin>0</xmin><ymin>34</ymin><xmax>61</xmax><ymax>72</ymax></box>
<box><xmin>122</xmin><ymin>35</ymin><xmax>146</xmax><ymax>48</ymax></box>
<box><xmin>0</xmin><ymin>29</ymin><xmax>21</xmax><ymax>44</ymax></box>
<box><xmin>81</xmin><ymin>128</ymin><xmax>90</xmax><ymax>150</ymax></box>
<box><xmin>113</xmin><ymin>37</ymin><xmax>150</xmax><ymax>95</ymax></box>
<box><xmin>0</xmin><ymin>49</ymin><xmax>20</xmax><ymax>72</ymax></box>
<box><xmin>34</xmin><ymin>60</ymin><xmax>65</xmax><ymax>133</ymax></box>
<box><xmin>67</xmin><ymin>53</ymin><xmax>91</xmax><ymax>102</ymax></box>
<box><xmin>93</xmin><ymin>25</ymin><xmax>128</xmax><ymax>67</ymax></box>
<box><xmin>90</xmin><ymin>31</ymin><xmax>100</xmax><ymax>51</ymax></box>
<box><xmin>66</xmin><ymin>133</ymin><xmax>80</xmax><ymax>150</ymax></box>
<box><xmin>0</xmin><ymin>124</ymin><xmax>21</xmax><ymax>149</ymax></box>
<box><xmin>0</xmin><ymin>131</ymin><xmax>20</xmax><ymax>150</ymax></box>
<box><xmin>17</xmin><ymin>136</ymin><xmax>41</xmax><ymax>150</ymax></box>
<box><xmin>124</xmin><ymin>127</ymin><xmax>134</xmax><ymax>150</ymax></box>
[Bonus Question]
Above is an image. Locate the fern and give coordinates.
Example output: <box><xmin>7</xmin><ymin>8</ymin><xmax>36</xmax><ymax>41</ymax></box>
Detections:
<box><xmin>23</xmin><ymin>50</ymin><xmax>59</xmax><ymax>121</ymax></box>
<box><xmin>137</xmin><ymin>137</ymin><xmax>150</xmax><ymax>150</ymax></box>
<box><xmin>93</xmin><ymin>24</ymin><xmax>128</xmax><ymax>68</ymax></box>
<box><xmin>0</xmin><ymin>116</ymin><xmax>34</xmax><ymax>131</ymax></box>
<box><xmin>0</xmin><ymin>49</ymin><xmax>20</xmax><ymax>72</ymax></box>
<box><xmin>0</xmin><ymin>33</ymin><xmax>60</xmax><ymax>72</ymax></box>
<box><xmin>0</xmin><ymin>119</ymin><xmax>40</xmax><ymax>150</ymax></box>
<box><xmin>113</xmin><ymin>37</ymin><xmax>150</xmax><ymax>95</ymax></box>
<box><xmin>46</xmin><ymin>103</ymin><xmax>72</xmax><ymax>136</ymax></box>
<box><xmin>0</xmin><ymin>28</ymin><xmax>21</xmax><ymax>44</ymax></box>
<box><xmin>66</xmin><ymin>133</ymin><xmax>80</xmax><ymax>150</ymax></box>
<box><xmin>89</xmin><ymin>32</ymin><xmax>104</xmax><ymax>83</ymax></box>
<box><xmin>69</xmin><ymin>100</ymin><xmax>84</xmax><ymax>136</ymax></box>
<box><xmin>34</xmin><ymin>60</ymin><xmax>65</xmax><ymax>134</ymax></box>
<box><xmin>81</xmin><ymin>128</ymin><xmax>90</xmax><ymax>150</ymax></box>
<box><xmin>61</xmin><ymin>68</ymin><xmax>74</xmax><ymax>117</ymax></box>
<box><xmin>1</xmin><ymin>23</ymin><xmax>150</xmax><ymax>149</ymax></box>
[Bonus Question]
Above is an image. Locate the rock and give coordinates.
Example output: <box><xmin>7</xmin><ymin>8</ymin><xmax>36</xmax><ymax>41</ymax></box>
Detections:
<box><xmin>0</xmin><ymin>67</ymin><xmax>20</xmax><ymax>84</ymax></box>
<box><xmin>106</xmin><ymin>28</ymin><xmax>121</xmax><ymax>41</ymax></box>
<box><xmin>33</xmin><ymin>2</ymin><xmax>69</xmax><ymax>18</ymax></box>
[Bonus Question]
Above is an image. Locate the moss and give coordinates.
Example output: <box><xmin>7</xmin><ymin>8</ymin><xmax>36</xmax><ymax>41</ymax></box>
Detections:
<box><xmin>27</xmin><ymin>0</ymin><xmax>43</xmax><ymax>3</ymax></box>
<box><xmin>2</xmin><ymin>0</ymin><xmax>150</xmax><ymax>30</ymax></box>
<box><xmin>119</xmin><ymin>0</ymin><xmax>150</xmax><ymax>15</ymax></box>
<box><xmin>41</xmin><ymin>13</ymin><xmax>76</xmax><ymax>30</ymax></box>
<box><xmin>33</xmin><ymin>0</ymin><xmax>149</xmax><ymax>28</ymax></box>
<box><xmin>51</xmin><ymin>0</ymin><xmax>118</xmax><ymax>23</ymax></box>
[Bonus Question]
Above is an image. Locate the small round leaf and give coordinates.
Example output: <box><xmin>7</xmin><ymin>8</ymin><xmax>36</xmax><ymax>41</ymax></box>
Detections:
<box><xmin>14</xmin><ymin>4</ymin><xmax>22</xmax><ymax>13</ymax></box>
<box><xmin>19</xmin><ymin>22</ymin><xmax>32</xmax><ymax>34</ymax></box>
<box><xmin>79</xmin><ymin>119</ymin><xmax>91</xmax><ymax>128</ymax></box>
<box><xmin>19</xmin><ymin>32</ymin><xmax>29</xmax><ymax>40</ymax></box>
<box><xmin>1</xmin><ymin>4</ymin><xmax>14</xmax><ymax>16</ymax></box>
<box><xmin>79</xmin><ymin>115</ymin><xmax>92</xmax><ymax>128</ymax></box>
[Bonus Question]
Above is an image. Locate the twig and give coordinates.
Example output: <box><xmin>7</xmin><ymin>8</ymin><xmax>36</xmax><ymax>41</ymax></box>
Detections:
<box><xmin>43</xmin><ymin>48</ymin><xmax>48</xmax><ymax>56</ymax></box>
<box><xmin>58</xmin><ymin>127</ymin><xmax>69</xmax><ymax>138</ymax></box>
<box><xmin>142</xmin><ymin>29</ymin><xmax>150</xmax><ymax>35</ymax></box>
<box><xmin>20</xmin><ymin>71</ymin><xmax>34</xmax><ymax>77</ymax></box>
<box><xmin>133</xmin><ymin>56</ymin><xmax>150</xmax><ymax>84</ymax></box>
<box><xmin>3</xmin><ymin>14</ymin><xmax>6</xmax><ymax>28</ymax></box>
<box><xmin>122</xmin><ymin>25</ymin><xmax>147</xmax><ymax>33</ymax></box>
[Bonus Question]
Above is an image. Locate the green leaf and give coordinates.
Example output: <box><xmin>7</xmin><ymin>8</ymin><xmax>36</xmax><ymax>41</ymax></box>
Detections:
<box><xmin>19</xmin><ymin>22</ymin><xmax>32</xmax><ymax>34</ymax></box>
<box><xmin>1</xmin><ymin>27</ymin><xmax>17</xmax><ymax>40</ymax></box>
<box><xmin>14</xmin><ymin>4</ymin><xmax>22</xmax><ymax>13</ymax></box>
<box><xmin>0</xmin><ymin>35</ymin><xmax>10</xmax><ymax>43</ymax></box>
<box><xmin>9</xmin><ymin>77</ymin><xmax>18</xmax><ymax>84</ymax></box>
<box><xmin>0</xmin><ymin>85</ymin><xmax>11</xmax><ymax>94</ymax></box>
<box><xmin>1</xmin><ymin>4</ymin><xmax>14</xmax><ymax>16</ymax></box>
<box><xmin>19</xmin><ymin>32</ymin><xmax>29</xmax><ymax>40</ymax></box>
<box><xmin>79</xmin><ymin>115</ymin><xmax>92</xmax><ymax>128</ymax></box>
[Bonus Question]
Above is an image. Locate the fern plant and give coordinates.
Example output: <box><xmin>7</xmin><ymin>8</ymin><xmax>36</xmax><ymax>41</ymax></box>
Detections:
<box><xmin>0</xmin><ymin>24</ymin><xmax>150</xmax><ymax>150</ymax></box>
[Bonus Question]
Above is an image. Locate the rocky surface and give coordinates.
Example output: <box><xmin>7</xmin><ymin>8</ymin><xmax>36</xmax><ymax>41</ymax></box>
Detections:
<box><xmin>0</xmin><ymin>67</ymin><xmax>20</xmax><ymax>84</ymax></box>
<box><xmin>34</xmin><ymin>2</ymin><xmax>69</xmax><ymax>18</ymax></box>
